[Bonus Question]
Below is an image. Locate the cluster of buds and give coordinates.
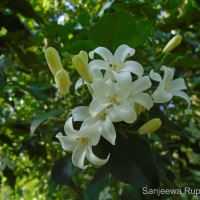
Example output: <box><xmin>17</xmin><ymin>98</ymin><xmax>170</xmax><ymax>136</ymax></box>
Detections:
<box><xmin>44</xmin><ymin>36</ymin><xmax>190</xmax><ymax>169</ymax></box>
<box><xmin>45</xmin><ymin>47</ymin><xmax>70</xmax><ymax>95</ymax></box>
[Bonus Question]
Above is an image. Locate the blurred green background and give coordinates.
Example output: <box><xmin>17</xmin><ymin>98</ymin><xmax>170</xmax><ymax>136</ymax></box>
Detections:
<box><xmin>0</xmin><ymin>0</ymin><xmax>200</xmax><ymax>199</ymax></box>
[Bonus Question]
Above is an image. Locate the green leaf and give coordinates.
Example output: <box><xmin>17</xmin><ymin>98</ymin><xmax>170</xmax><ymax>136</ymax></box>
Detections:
<box><xmin>121</xmin><ymin>185</ymin><xmax>143</xmax><ymax>200</ymax></box>
<box><xmin>162</xmin><ymin>53</ymin><xmax>200</xmax><ymax>69</ymax></box>
<box><xmin>113</xmin><ymin>2</ymin><xmax>158</xmax><ymax>19</ymax></box>
<box><xmin>18</xmin><ymin>84</ymin><xmax>48</xmax><ymax>102</ymax></box>
<box><xmin>30</xmin><ymin>107</ymin><xmax>67</xmax><ymax>134</ymax></box>
<box><xmin>108</xmin><ymin>133</ymin><xmax>159</xmax><ymax>189</ymax></box>
<box><xmin>3</xmin><ymin>167</ymin><xmax>16</xmax><ymax>189</ymax></box>
<box><xmin>44</xmin><ymin>24</ymin><xmax>73</xmax><ymax>41</ymax></box>
<box><xmin>51</xmin><ymin>156</ymin><xmax>75</xmax><ymax>188</ymax></box>
<box><xmin>88</xmin><ymin>11</ymin><xmax>154</xmax><ymax>51</ymax></box>
<box><xmin>84</xmin><ymin>166</ymin><xmax>110</xmax><ymax>200</ymax></box>
<box><xmin>65</xmin><ymin>40</ymin><xmax>97</xmax><ymax>54</ymax></box>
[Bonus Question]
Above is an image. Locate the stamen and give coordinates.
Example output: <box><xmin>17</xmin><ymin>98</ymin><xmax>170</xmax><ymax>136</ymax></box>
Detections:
<box><xmin>98</xmin><ymin>112</ymin><xmax>107</xmax><ymax>120</ymax></box>
<box><xmin>109</xmin><ymin>94</ymin><xmax>119</xmax><ymax>104</ymax></box>
<box><xmin>79</xmin><ymin>137</ymin><xmax>89</xmax><ymax>146</ymax></box>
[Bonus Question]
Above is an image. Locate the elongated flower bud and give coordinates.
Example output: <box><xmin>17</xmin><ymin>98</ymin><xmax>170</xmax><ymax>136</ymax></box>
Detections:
<box><xmin>162</xmin><ymin>35</ymin><xmax>182</xmax><ymax>53</ymax></box>
<box><xmin>72</xmin><ymin>51</ymin><xmax>92</xmax><ymax>83</ymax></box>
<box><xmin>55</xmin><ymin>69</ymin><xmax>70</xmax><ymax>95</ymax></box>
<box><xmin>45</xmin><ymin>47</ymin><xmax>63</xmax><ymax>76</ymax></box>
<box><xmin>138</xmin><ymin>118</ymin><xmax>162</xmax><ymax>134</ymax></box>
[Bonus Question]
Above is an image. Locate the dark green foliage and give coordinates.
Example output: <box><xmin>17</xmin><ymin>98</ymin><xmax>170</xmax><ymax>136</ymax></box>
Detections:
<box><xmin>0</xmin><ymin>0</ymin><xmax>200</xmax><ymax>199</ymax></box>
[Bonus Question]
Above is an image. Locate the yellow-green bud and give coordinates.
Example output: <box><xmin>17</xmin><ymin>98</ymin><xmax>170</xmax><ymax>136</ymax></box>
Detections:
<box><xmin>72</xmin><ymin>51</ymin><xmax>92</xmax><ymax>83</ymax></box>
<box><xmin>55</xmin><ymin>69</ymin><xmax>70</xmax><ymax>95</ymax></box>
<box><xmin>134</xmin><ymin>103</ymin><xmax>145</xmax><ymax>116</ymax></box>
<box><xmin>45</xmin><ymin>47</ymin><xmax>63</xmax><ymax>76</ymax></box>
<box><xmin>138</xmin><ymin>118</ymin><xmax>162</xmax><ymax>134</ymax></box>
<box><xmin>162</xmin><ymin>35</ymin><xmax>182</xmax><ymax>53</ymax></box>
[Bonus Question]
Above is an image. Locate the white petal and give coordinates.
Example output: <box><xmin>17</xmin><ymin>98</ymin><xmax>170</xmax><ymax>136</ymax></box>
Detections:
<box><xmin>86</xmin><ymin>145</ymin><xmax>110</xmax><ymax>166</ymax></box>
<box><xmin>72</xmin><ymin>145</ymin><xmax>87</xmax><ymax>169</ymax></box>
<box><xmin>72</xmin><ymin>106</ymin><xmax>90</xmax><ymax>121</ymax></box>
<box><xmin>64</xmin><ymin>117</ymin><xmax>78</xmax><ymax>135</ymax></box>
<box><xmin>152</xmin><ymin>88</ymin><xmax>173</xmax><ymax>103</ymax></box>
<box><xmin>75</xmin><ymin>78</ymin><xmax>86</xmax><ymax>95</ymax></box>
<box><xmin>121</xmin><ymin>61</ymin><xmax>144</xmax><ymax>77</ymax></box>
<box><xmin>91</xmin><ymin>68</ymin><xmax>104</xmax><ymax>79</ymax></box>
<box><xmin>56</xmin><ymin>132</ymin><xmax>77</xmax><ymax>151</ymax></box>
<box><xmin>133</xmin><ymin>93</ymin><xmax>153</xmax><ymax>111</ymax></box>
<box><xmin>80</xmin><ymin>118</ymin><xmax>101</xmax><ymax>146</ymax></box>
<box><xmin>171</xmin><ymin>90</ymin><xmax>191</xmax><ymax>108</ymax></box>
<box><xmin>169</xmin><ymin>78</ymin><xmax>187</xmax><ymax>92</ymax></box>
<box><xmin>92</xmin><ymin>79</ymin><xmax>113</xmax><ymax>97</ymax></box>
<box><xmin>88</xmin><ymin>60</ymin><xmax>110</xmax><ymax>73</ymax></box>
<box><xmin>89</xmin><ymin>97</ymin><xmax>110</xmax><ymax>117</ymax></box>
<box><xmin>89</xmin><ymin>47</ymin><xmax>113</xmax><ymax>63</ymax></box>
<box><xmin>114</xmin><ymin>44</ymin><xmax>135</xmax><ymax>63</ymax></box>
<box><xmin>162</xmin><ymin>66</ymin><xmax>174</xmax><ymax>83</ymax></box>
<box><xmin>132</xmin><ymin>76</ymin><xmax>152</xmax><ymax>95</ymax></box>
<box><xmin>102</xmin><ymin>116</ymin><xmax>116</xmax><ymax>145</ymax></box>
<box><xmin>150</xmin><ymin>70</ymin><xmax>162</xmax><ymax>82</ymax></box>
<box><xmin>113</xmin><ymin>71</ymin><xmax>132</xmax><ymax>94</ymax></box>
<box><xmin>114</xmin><ymin>102</ymin><xmax>137</xmax><ymax>123</ymax></box>
<box><xmin>107</xmin><ymin>107</ymin><xmax>122</xmax><ymax>122</ymax></box>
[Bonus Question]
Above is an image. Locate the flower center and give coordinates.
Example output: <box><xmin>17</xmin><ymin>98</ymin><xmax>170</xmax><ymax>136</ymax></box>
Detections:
<box><xmin>164</xmin><ymin>84</ymin><xmax>170</xmax><ymax>92</ymax></box>
<box><xmin>98</xmin><ymin>112</ymin><xmax>107</xmax><ymax>120</ymax></box>
<box><xmin>79</xmin><ymin>137</ymin><xmax>89</xmax><ymax>146</ymax></box>
<box><xmin>109</xmin><ymin>94</ymin><xmax>119</xmax><ymax>104</ymax></box>
<box><xmin>109</xmin><ymin>64</ymin><xmax>118</xmax><ymax>71</ymax></box>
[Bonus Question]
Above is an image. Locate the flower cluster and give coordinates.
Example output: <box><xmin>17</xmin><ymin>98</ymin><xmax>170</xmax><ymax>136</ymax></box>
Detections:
<box><xmin>45</xmin><ymin>44</ymin><xmax>190</xmax><ymax>169</ymax></box>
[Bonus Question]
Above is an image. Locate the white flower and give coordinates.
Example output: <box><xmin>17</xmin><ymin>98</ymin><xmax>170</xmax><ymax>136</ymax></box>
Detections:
<box><xmin>150</xmin><ymin>66</ymin><xmax>190</xmax><ymax>106</ymax></box>
<box><xmin>89</xmin><ymin>72</ymin><xmax>153</xmax><ymax>124</ymax></box>
<box><xmin>88</xmin><ymin>44</ymin><xmax>144</xmax><ymax>78</ymax></box>
<box><xmin>56</xmin><ymin>117</ymin><xmax>110</xmax><ymax>169</ymax></box>
<box><xmin>72</xmin><ymin>106</ymin><xmax>116</xmax><ymax>145</ymax></box>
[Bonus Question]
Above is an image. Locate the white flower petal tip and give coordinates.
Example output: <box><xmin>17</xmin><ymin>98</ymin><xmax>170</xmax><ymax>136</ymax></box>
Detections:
<box><xmin>86</xmin><ymin>147</ymin><xmax>110</xmax><ymax>166</ymax></box>
<box><xmin>56</xmin><ymin>132</ymin><xmax>63</xmax><ymax>138</ymax></box>
<box><xmin>89</xmin><ymin>47</ymin><xmax>113</xmax><ymax>62</ymax></box>
<box><xmin>72</xmin><ymin>145</ymin><xmax>87</xmax><ymax>169</ymax></box>
<box><xmin>114</xmin><ymin>44</ymin><xmax>135</xmax><ymax>63</ymax></box>
<box><xmin>150</xmin><ymin>70</ymin><xmax>162</xmax><ymax>82</ymax></box>
<box><xmin>172</xmin><ymin>91</ymin><xmax>191</xmax><ymax>109</ymax></box>
<box><xmin>72</xmin><ymin>106</ymin><xmax>90</xmax><ymax>122</ymax></box>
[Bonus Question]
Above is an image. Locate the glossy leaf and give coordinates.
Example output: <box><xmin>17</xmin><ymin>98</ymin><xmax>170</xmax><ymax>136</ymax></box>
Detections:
<box><xmin>51</xmin><ymin>156</ymin><xmax>74</xmax><ymax>188</ymax></box>
<box><xmin>84</xmin><ymin>166</ymin><xmax>110</xmax><ymax>200</ymax></box>
<box><xmin>65</xmin><ymin>40</ymin><xmax>97</xmax><ymax>54</ymax></box>
<box><xmin>108</xmin><ymin>133</ymin><xmax>159</xmax><ymax>189</ymax></box>
<box><xmin>88</xmin><ymin>11</ymin><xmax>154</xmax><ymax>51</ymax></box>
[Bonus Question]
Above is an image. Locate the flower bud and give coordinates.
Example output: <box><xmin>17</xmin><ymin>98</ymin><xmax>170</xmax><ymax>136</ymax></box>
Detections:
<box><xmin>162</xmin><ymin>35</ymin><xmax>182</xmax><ymax>53</ymax></box>
<box><xmin>55</xmin><ymin>69</ymin><xmax>70</xmax><ymax>95</ymax></box>
<box><xmin>134</xmin><ymin>103</ymin><xmax>145</xmax><ymax>116</ymax></box>
<box><xmin>72</xmin><ymin>51</ymin><xmax>92</xmax><ymax>83</ymax></box>
<box><xmin>45</xmin><ymin>47</ymin><xmax>63</xmax><ymax>76</ymax></box>
<box><xmin>138</xmin><ymin>118</ymin><xmax>161</xmax><ymax>134</ymax></box>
